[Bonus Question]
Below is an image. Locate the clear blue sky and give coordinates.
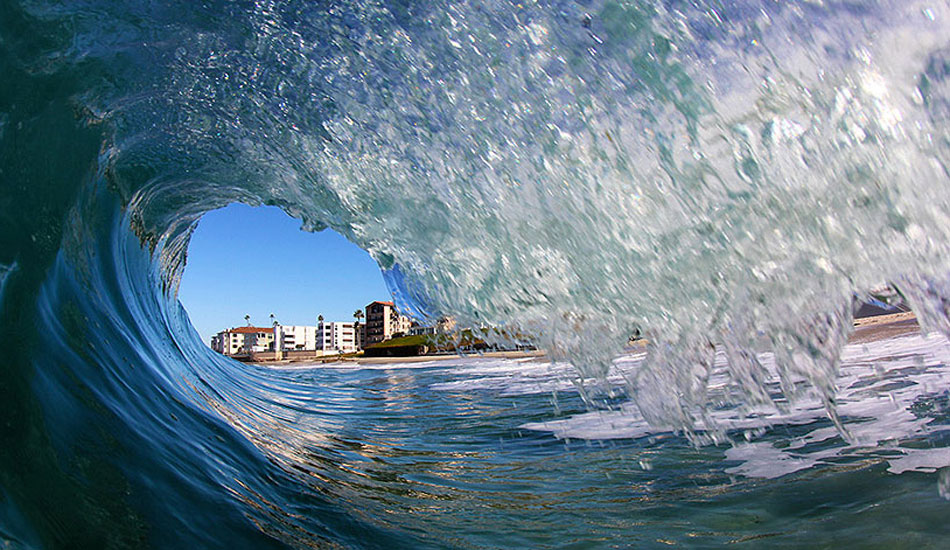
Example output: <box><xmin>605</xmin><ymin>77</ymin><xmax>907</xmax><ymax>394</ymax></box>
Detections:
<box><xmin>178</xmin><ymin>203</ymin><xmax>392</xmax><ymax>345</ymax></box>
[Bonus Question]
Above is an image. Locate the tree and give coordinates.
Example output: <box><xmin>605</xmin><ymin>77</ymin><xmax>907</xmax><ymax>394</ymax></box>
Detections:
<box><xmin>244</xmin><ymin>314</ymin><xmax>251</xmax><ymax>326</ymax></box>
<box><xmin>270</xmin><ymin>313</ymin><xmax>279</xmax><ymax>354</ymax></box>
<box><xmin>317</xmin><ymin>314</ymin><xmax>324</xmax><ymax>323</ymax></box>
<box><xmin>353</xmin><ymin>309</ymin><xmax>364</xmax><ymax>350</ymax></box>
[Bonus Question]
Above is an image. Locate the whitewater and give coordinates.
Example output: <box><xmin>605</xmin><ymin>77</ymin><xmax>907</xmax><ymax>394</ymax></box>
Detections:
<box><xmin>3</xmin><ymin>0</ymin><xmax>950</xmax><ymax>547</ymax></box>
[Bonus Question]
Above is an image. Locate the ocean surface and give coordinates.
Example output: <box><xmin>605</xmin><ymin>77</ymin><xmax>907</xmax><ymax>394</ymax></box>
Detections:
<box><xmin>3</xmin><ymin>0</ymin><xmax>950</xmax><ymax>547</ymax></box>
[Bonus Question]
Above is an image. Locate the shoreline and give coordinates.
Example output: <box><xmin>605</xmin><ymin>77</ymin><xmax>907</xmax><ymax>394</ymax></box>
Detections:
<box><xmin>351</xmin><ymin>349</ymin><xmax>546</xmax><ymax>365</ymax></box>
<box><xmin>249</xmin><ymin>349</ymin><xmax>548</xmax><ymax>367</ymax></box>
<box><xmin>247</xmin><ymin>312</ymin><xmax>922</xmax><ymax>367</ymax></box>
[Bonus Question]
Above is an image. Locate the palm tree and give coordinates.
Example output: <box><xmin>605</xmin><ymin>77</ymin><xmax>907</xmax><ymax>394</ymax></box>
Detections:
<box><xmin>270</xmin><ymin>313</ymin><xmax>279</xmax><ymax>354</ymax></box>
<box><xmin>317</xmin><ymin>314</ymin><xmax>324</xmax><ymax>324</ymax></box>
<box><xmin>353</xmin><ymin>309</ymin><xmax>364</xmax><ymax>350</ymax></box>
<box><xmin>244</xmin><ymin>314</ymin><xmax>251</xmax><ymax>326</ymax></box>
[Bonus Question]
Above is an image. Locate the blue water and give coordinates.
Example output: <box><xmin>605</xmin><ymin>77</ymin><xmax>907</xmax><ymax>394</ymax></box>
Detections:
<box><xmin>183</xmin><ymin>352</ymin><xmax>950</xmax><ymax>548</ymax></box>
<box><xmin>3</xmin><ymin>0</ymin><xmax>950</xmax><ymax>547</ymax></box>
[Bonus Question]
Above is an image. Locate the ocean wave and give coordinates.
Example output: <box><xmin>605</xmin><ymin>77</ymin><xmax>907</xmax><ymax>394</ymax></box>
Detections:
<box><xmin>3</xmin><ymin>0</ymin><xmax>950</xmax><ymax>546</ymax></box>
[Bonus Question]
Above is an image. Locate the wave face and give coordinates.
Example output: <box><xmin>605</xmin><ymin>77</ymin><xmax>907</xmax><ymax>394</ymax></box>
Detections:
<box><xmin>3</xmin><ymin>0</ymin><xmax>950</xmax><ymax>546</ymax></box>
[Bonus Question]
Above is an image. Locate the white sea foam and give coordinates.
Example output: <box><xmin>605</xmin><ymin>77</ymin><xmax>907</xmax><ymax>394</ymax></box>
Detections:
<box><xmin>278</xmin><ymin>331</ymin><xmax>950</xmax><ymax>480</ymax></box>
<box><xmin>467</xmin><ymin>332</ymin><xmax>950</xmax><ymax>480</ymax></box>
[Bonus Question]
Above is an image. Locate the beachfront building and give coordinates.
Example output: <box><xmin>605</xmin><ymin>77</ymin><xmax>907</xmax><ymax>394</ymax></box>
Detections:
<box><xmin>408</xmin><ymin>324</ymin><xmax>435</xmax><ymax>336</ymax></box>
<box><xmin>317</xmin><ymin>321</ymin><xmax>358</xmax><ymax>354</ymax></box>
<box><xmin>212</xmin><ymin>321</ymin><xmax>359</xmax><ymax>356</ymax></box>
<box><xmin>211</xmin><ymin>326</ymin><xmax>275</xmax><ymax>355</ymax></box>
<box><xmin>408</xmin><ymin>316</ymin><xmax>457</xmax><ymax>336</ymax></box>
<box><xmin>277</xmin><ymin>324</ymin><xmax>319</xmax><ymax>351</ymax></box>
<box><xmin>364</xmin><ymin>301</ymin><xmax>413</xmax><ymax>346</ymax></box>
<box><xmin>407</xmin><ymin>316</ymin><xmax>457</xmax><ymax>336</ymax></box>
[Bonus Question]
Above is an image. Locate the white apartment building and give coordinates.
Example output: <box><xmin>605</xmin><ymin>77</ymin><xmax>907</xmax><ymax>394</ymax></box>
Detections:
<box><xmin>276</xmin><ymin>325</ymin><xmax>319</xmax><ymax>351</ymax></box>
<box><xmin>211</xmin><ymin>320</ymin><xmax>366</xmax><ymax>357</ymax></box>
<box><xmin>317</xmin><ymin>321</ymin><xmax>358</xmax><ymax>354</ymax></box>
<box><xmin>211</xmin><ymin>326</ymin><xmax>275</xmax><ymax>355</ymax></box>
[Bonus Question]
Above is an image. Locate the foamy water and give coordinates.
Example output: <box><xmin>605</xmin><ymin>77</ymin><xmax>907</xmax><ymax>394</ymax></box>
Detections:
<box><xmin>405</xmin><ymin>333</ymin><xmax>950</xmax><ymax>483</ymax></box>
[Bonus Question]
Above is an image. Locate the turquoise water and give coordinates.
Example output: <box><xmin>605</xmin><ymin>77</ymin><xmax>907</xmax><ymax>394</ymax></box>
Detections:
<box><xmin>3</xmin><ymin>0</ymin><xmax>950</xmax><ymax>547</ymax></box>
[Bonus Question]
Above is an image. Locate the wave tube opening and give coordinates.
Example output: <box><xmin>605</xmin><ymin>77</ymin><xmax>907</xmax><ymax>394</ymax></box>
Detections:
<box><xmin>177</xmin><ymin>202</ymin><xmax>391</xmax><ymax>351</ymax></box>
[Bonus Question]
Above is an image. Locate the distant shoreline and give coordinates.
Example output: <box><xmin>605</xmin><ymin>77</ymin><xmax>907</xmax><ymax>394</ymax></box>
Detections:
<box><xmin>245</xmin><ymin>312</ymin><xmax>922</xmax><ymax>367</ymax></box>
<box><xmin>248</xmin><ymin>349</ymin><xmax>547</xmax><ymax>367</ymax></box>
<box><xmin>352</xmin><ymin>349</ymin><xmax>546</xmax><ymax>365</ymax></box>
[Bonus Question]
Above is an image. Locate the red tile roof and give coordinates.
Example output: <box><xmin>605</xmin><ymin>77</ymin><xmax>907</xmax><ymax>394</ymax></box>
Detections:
<box><xmin>228</xmin><ymin>326</ymin><xmax>274</xmax><ymax>334</ymax></box>
<box><xmin>367</xmin><ymin>301</ymin><xmax>395</xmax><ymax>307</ymax></box>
